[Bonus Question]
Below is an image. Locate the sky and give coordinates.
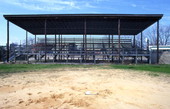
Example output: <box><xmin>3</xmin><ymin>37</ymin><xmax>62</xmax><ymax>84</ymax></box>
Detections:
<box><xmin>0</xmin><ymin>0</ymin><xmax>170</xmax><ymax>45</ymax></box>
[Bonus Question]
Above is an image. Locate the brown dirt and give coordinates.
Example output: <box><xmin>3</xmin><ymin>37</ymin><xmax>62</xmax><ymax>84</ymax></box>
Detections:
<box><xmin>0</xmin><ymin>68</ymin><xmax>170</xmax><ymax>109</ymax></box>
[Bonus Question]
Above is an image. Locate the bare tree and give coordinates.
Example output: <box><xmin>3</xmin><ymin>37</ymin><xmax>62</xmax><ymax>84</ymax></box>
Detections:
<box><xmin>160</xmin><ymin>25</ymin><xmax>170</xmax><ymax>45</ymax></box>
<box><xmin>28</xmin><ymin>37</ymin><xmax>34</xmax><ymax>45</ymax></box>
<box><xmin>145</xmin><ymin>25</ymin><xmax>170</xmax><ymax>45</ymax></box>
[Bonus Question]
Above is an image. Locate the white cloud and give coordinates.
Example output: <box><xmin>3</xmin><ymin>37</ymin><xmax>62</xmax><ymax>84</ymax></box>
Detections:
<box><xmin>1</xmin><ymin>0</ymin><xmax>119</xmax><ymax>12</ymax></box>
<box><xmin>1</xmin><ymin>0</ymin><xmax>102</xmax><ymax>11</ymax></box>
<box><xmin>35</xmin><ymin>0</ymin><xmax>79</xmax><ymax>9</ymax></box>
<box><xmin>12</xmin><ymin>2</ymin><xmax>45</xmax><ymax>11</ymax></box>
<box><xmin>131</xmin><ymin>4</ymin><xmax>137</xmax><ymax>7</ymax></box>
<box><xmin>2</xmin><ymin>0</ymin><xmax>79</xmax><ymax>11</ymax></box>
<box><xmin>94</xmin><ymin>0</ymin><xmax>109</xmax><ymax>2</ymax></box>
<box><xmin>163</xmin><ymin>16</ymin><xmax>170</xmax><ymax>19</ymax></box>
<box><xmin>84</xmin><ymin>2</ymin><xmax>97</xmax><ymax>8</ymax></box>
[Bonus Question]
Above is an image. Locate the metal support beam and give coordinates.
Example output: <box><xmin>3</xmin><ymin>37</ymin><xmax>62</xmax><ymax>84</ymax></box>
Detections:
<box><xmin>35</xmin><ymin>35</ymin><xmax>36</xmax><ymax>45</ymax></box>
<box><xmin>84</xmin><ymin>19</ymin><xmax>87</xmax><ymax>62</ymax></box>
<box><xmin>141</xmin><ymin>32</ymin><xmax>143</xmax><ymax>49</ymax></box>
<box><xmin>111</xmin><ymin>35</ymin><xmax>114</xmax><ymax>62</ymax></box>
<box><xmin>93</xmin><ymin>39</ymin><xmax>96</xmax><ymax>64</ymax></box>
<box><xmin>147</xmin><ymin>39</ymin><xmax>150</xmax><ymax>64</ymax></box>
<box><xmin>135</xmin><ymin>48</ymin><xmax>138</xmax><ymax>64</ymax></box>
<box><xmin>44</xmin><ymin>19</ymin><xmax>47</xmax><ymax>62</ymax></box>
<box><xmin>147</xmin><ymin>39</ymin><xmax>149</xmax><ymax>51</ymax></box>
<box><xmin>157</xmin><ymin>21</ymin><xmax>160</xmax><ymax>64</ymax></box>
<box><xmin>55</xmin><ymin>34</ymin><xmax>57</xmax><ymax>54</ymax></box>
<box><xmin>60</xmin><ymin>34</ymin><xmax>63</xmax><ymax>60</ymax></box>
<box><xmin>133</xmin><ymin>35</ymin><xmax>136</xmax><ymax>48</ymax></box>
<box><xmin>34</xmin><ymin>35</ymin><xmax>37</xmax><ymax>60</ymax></box>
<box><xmin>133</xmin><ymin>35</ymin><xmax>136</xmax><ymax>63</ymax></box>
<box><xmin>26</xmin><ymin>31</ymin><xmax>28</xmax><ymax>62</ymax></box>
<box><xmin>141</xmin><ymin>32</ymin><xmax>143</xmax><ymax>62</ymax></box>
<box><xmin>108</xmin><ymin>35</ymin><xmax>111</xmax><ymax>62</ymax></box>
<box><xmin>108</xmin><ymin>35</ymin><xmax>110</xmax><ymax>50</ymax></box>
<box><xmin>54</xmin><ymin>34</ymin><xmax>57</xmax><ymax>62</ymax></box>
<box><xmin>122</xmin><ymin>49</ymin><xmax>124</xmax><ymax>64</ymax></box>
<box><xmin>7</xmin><ymin>21</ymin><xmax>9</xmax><ymax>62</ymax></box>
<box><xmin>82</xmin><ymin>35</ymin><xmax>84</xmax><ymax>62</ymax></box>
<box><xmin>118</xmin><ymin>19</ymin><xmax>121</xmax><ymax>63</ymax></box>
<box><xmin>83</xmin><ymin>35</ymin><xmax>84</xmax><ymax>50</ymax></box>
<box><xmin>58</xmin><ymin>34</ymin><xmax>60</xmax><ymax>61</ymax></box>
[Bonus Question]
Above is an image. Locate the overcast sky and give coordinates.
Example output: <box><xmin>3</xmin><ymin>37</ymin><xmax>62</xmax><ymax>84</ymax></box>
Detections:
<box><xmin>0</xmin><ymin>0</ymin><xmax>170</xmax><ymax>45</ymax></box>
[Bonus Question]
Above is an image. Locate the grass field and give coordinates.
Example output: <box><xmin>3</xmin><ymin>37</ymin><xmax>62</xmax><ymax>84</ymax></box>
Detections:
<box><xmin>0</xmin><ymin>64</ymin><xmax>170</xmax><ymax>75</ymax></box>
<box><xmin>109</xmin><ymin>64</ymin><xmax>170</xmax><ymax>75</ymax></box>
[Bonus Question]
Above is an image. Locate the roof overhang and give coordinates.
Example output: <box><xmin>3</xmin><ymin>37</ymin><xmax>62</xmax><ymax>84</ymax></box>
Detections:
<box><xmin>4</xmin><ymin>14</ymin><xmax>163</xmax><ymax>35</ymax></box>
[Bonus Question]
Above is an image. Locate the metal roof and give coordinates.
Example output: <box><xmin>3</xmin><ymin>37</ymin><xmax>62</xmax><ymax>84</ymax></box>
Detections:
<box><xmin>4</xmin><ymin>14</ymin><xmax>163</xmax><ymax>35</ymax></box>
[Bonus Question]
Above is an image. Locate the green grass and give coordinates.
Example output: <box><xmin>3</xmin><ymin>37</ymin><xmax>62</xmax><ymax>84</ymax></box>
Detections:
<box><xmin>109</xmin><ymin>64</ymin><xmax>170</xmax><ymax>75</ymax></box>
<box><xmin>0</xmin><ymin>64</ymin><xmax>95</xmax><ymax>74</ymax></box>
<box><xmin>0</xmin><ymin>64</ymin><xmax>170</xmax><ymax>75</ymax></box>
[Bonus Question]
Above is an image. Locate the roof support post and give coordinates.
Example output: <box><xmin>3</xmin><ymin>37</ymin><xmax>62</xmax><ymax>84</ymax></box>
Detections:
<box><xmin>82</xmin><ymin>35</ymin><xmax>84</xmax><ymax>62</ymax></box>
<box><xmin>133</xmin><ymin>35</ymin><xmax>136</xmax><ymax>63</ymax></box>
<box><xmin>93</xmin><ymin>38</ymin><xmax>96</xmax><ymax>64</ymax></box>
<box><xmin>35</xmin><ymin>35</ymin><xmax>36</xmax><ymax>45</ymax></box>
<box><xmin>44</xmin><ymin>19</ymin><xmax>47</xmax><ymax>62</ymax></box>
<box><xmin>147</xmin><ymin>39</ymin><xmax>150</xmax><ymax>64</ymax></box>
<box><xmin>34</xmin><ymin>35</ymin><xmax>37</xmax><ymax>60</ymax></box>
<box><xmin>55</xmin><ymin>34</ymin><xmax>57</xmax><ymax>54</ymax></box>
<box><xmin>147</xmin><ymin>39</ymin><xmax>149</xmax><ymax>51</ymax></box>
<box><xmin>157</xmin><ymin>21</ymin><xmax>160</xmax><ymax>64</ymax></box>
<box><xmin>133</xmin><ymin>35</ymin><xmax>136</xmax><ymax>48</ymax></box>
<box><xmin>61</xmin><ymin>34</ymin><xmax>62</xmax><ymax>60</ymax></box>
<box><xmin>83</xmin><ymin>35</ymin><xmax>84</xmax><ymax>49</ymax></box>
<box><xmin>26</xmin><ymin>31</ymin><xmax>28</xmax><ymax>62</ymax></box>
<box><xmin>141</xmin><ymin>32</ymin><xmax>143</xmax><ymax>62</ymax></box>
<box><xmin>84</xmin><ymin>19</ymin><xmax>87</xmax><ymax>62</ymax></box>
<box><xmin>108</xmin><ymin>35</ymin><xmax>110</xmax><ymax>62</ymax></box>
<box><xmin>58</xmin><ymin>34</ymin><xmax>60</xmax><ymax>61</ymax></box>
<box><xmin>111</xmin><ymin>35</ymin><xmax>114</xmax><ymax>62</ymax></box>
<box><xmin>118</xmin><ymin>19</ymin><xmax>121</xmax><ymax>63</ymax></box>
<box><xmin>109</xmin><ymin>35</ymin><xmax>110</xmax><ymax>53</ymax></box>
<box><xmin>54</xmin><ymin>34</ymin><xmax>57</xmax><ymax>62</ymax></box>
<box><xmin>6</xmin><ymin>20</ymin><xmax>9</xmax><ymax>62</ymax></box>
<box><xmin>112</xmin><ymin>35</ymin><xmax>114</xmax><ymax>48</ymax></box>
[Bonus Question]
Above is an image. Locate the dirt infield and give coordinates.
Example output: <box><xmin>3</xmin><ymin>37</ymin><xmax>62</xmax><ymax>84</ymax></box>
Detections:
<box><xmin>0</xmin><ymin>68</ymin><xmax>170</xmax><ymax>109</ymax></box>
